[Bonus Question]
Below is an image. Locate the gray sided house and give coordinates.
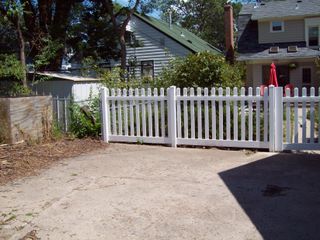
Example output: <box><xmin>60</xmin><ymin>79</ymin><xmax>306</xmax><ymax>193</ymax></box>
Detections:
<box><xmin>237</xmin><ymin>0</ymin><xmax>320</xmax><ymax>92</ymax></box>
<box><xmin>32</xmin><ymin>13</ymin><xmax>220</xmax><ymax>100</ymax></box>
<box><xmin>125</xmin><ymin>13</ymin><xmax>221</xmax><ymax>79</ymax></box>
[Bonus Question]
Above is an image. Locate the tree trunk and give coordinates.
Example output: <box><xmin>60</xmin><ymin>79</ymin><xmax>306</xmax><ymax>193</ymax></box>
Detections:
<box><xmin>16</xmin><ymin>17</ymin><xmax>27</xmax><ymax>88</ymax></box>
<box><xmin>120</xmin><ymin>32</ymin><xmax>127</xmax><ymax>70</ymax></box>
<box><xmin>47</xmin><ymin>0</ymin><xmax>75</xmax><ymax>70</ymax></box>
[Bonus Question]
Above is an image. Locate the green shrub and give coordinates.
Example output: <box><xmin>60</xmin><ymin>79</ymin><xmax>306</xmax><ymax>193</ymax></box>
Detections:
<box><xmin>157</xmin><ymin>52</ymin><xmax>245</xmax><ymax>89</ymax></box>
<box><xmin>0</xmin><ymin>54</ymin><xmax>25</xmax><ymax>81</ymax></box>
<box><xmin>100</xmin><ymin>67</ymin><xmax>160</xmax><ymax>89</ymax></box>
<box><xmin>70</xmin><ymin>97</ymin><xmax>101</xmax><ymax>138</ymax></box>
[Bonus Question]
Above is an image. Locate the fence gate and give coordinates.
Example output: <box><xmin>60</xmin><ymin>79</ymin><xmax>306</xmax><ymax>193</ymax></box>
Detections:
<box><xmin>280</xmin><ymin>87</ymin><xmax>320</xmax><ymax>151</ymax></box>
<box><xmin>100</xmin><ymin>86</ymin><xmax>320</xmax><ymax>152</ymax></box>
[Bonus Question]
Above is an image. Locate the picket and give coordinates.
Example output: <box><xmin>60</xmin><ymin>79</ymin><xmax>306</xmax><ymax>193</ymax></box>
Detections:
<box><xmin>99</xmin><ymin>86</ymin><xmax>320</xmax><ymax>151</ymax></box>
<box><xmin>177</xmin><ymin>88</ymin><xmax>182</xmax><ymax>139</ymax></box>
<box><xmin>255</xmin><ymin>87</ymin><xmax>260</xmax><ymax>142</ymax></box>
<box><xmin>240</xmin><ymin>87</ymin><xmax>245</xmax><ymax>141</ymax></box>
<box><xmin>294</xmin><ymin>88</ymin><xmax>299</xmax><ymax>144</ymax></box>
<box><xmin>211</xmin><ymin>88</ymin><xmax>216</xmax><ymax>140</ymax></box>
<box><xmin>218</xmin><ymin>88</ymin><xmax>223</xmax><ymax>140</ymax></box>
<box><xmin>190</xmin><ymin>88</ymin><xmax>195</xmax><ymax>139</ymax></box>
<box><xmin>160</xmin><ymin>88</ymin><xmax>165</xmax><ymax>137</ymax></box>
<box><xmin>129</xmin><ymin>89</ymin><xmax>134</xmax><ymax>136</ymax></box>
<box><xmin>302</xmin><ymin>88</ymin><xmax>307</xmax><ymax>144</ymax></box>
<box><xmin>204</xmin><ymin>88</ymin><xmax>209</xmax><ymax>140</ymax></box>
<box><xmin>310</xmin><ymin>87</ymin><xmax>315</xmax><ymax>143</ymax></box>
<box><xmin>135</xmin><ymin>88</ymin><xmax>140</xmax><ymax>137</ymax></box>
<box><xmin>183</xmin><ymin>88</ymin><xmax>188</xmax><ymax>139</ymax></box>
<box><xmin>226</xmin><ymin>88</ymin><xmax>231</xmax><ymax>140</ymax></box>
<box><xmin>197</xmin><ymin>88</ymin><xmax>202</xmax><ymax>139</ymax></box>
<box><xmin>123</xmin><ymin>89</ymin><xmax>128</xmax><ymax>136</ymax></box>
<box><xmin>248</xmin><ymin>87</ymin><xmax>253</xmax><ymax>141</ymax></box>
<box><xmin>233</xmin><ymin>87</ymin><xmax>238</xmax><ymax>141</ymax></box>
<box><xmin>117</xmin><ymin>89</ymin><xmax>122</xmax><ymax>135</ymax></box>
<box><xmin>285</xmin><ymin>88</ymin><xmax>291</xmax><ymax>143</ymax></box>
<box><xmin>154</xmin><ymin>88</ymin><xmax>159</xmax><ymax>137</ymax></box>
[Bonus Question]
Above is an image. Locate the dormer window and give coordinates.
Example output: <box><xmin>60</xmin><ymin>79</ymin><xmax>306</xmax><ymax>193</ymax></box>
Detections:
<box><xmin>270</xmin><ymin>21</ymin><xmax>284</xmax><ymax>32</ymax></box>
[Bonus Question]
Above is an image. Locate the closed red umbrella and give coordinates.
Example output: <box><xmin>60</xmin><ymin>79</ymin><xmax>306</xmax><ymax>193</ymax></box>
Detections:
<box><xmin>269</xmin><ymin>62</ymin><xmax>278</xmax><ymax>87</ymax></box>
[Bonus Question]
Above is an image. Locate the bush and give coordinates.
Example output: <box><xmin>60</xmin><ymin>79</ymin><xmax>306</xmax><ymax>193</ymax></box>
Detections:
<box><xmin>0</xmin><ymin>54</ymin><xmax>31</xmax><ymax>96</ymax></box>
<box><xmin>158</xmin><ymin>52</ymin><xmax>245</xmax><ymax>89</ymax></box>
<box><xmin>0</xmin><ymin>54</ymin><xmax>25</xmax><ymax>81</ymax></box>
<box><xmin>100</xmin><ymin>67</ymin><xmax>161</xmax><ymax>89</ymax></box>
<box><xmin>70</xmin><ymin>97</ymin><xmax>101</xmax><ymax>138</ymax></box>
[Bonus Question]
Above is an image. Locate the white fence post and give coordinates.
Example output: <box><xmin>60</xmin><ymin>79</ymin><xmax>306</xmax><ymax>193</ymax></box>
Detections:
<box><xmin>269</xmin><ymin>86</ymin><xmax>275</xmax><ymax>152</ymax></box>
<box><xmin>274</xmin><ymin>87</ymin><xmax>283</xmax><ymax>151</ymax></box>
<box><xmin>269</xmin><ymin>86</ymin><xmax>283</xmax><ymax>152</ymax></box>
<box><xmin>101</xmin><ymin>87</ymin><xmax>109</xmax><ymax>143</ymax></box>
<box><xmin>168</xmin><ymin>86</ymin><xmax>177</xmax><ymax>148</ymax></box>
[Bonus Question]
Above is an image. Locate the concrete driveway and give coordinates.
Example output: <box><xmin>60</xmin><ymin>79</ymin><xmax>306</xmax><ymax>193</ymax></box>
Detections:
<box><xmin>0</xmin><ymin>144</ymin><xmax>320</xmax><ymax>240</ymax></box>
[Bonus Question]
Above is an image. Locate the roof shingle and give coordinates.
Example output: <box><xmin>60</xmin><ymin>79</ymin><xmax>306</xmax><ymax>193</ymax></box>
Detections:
<box><xmin>240</xmin><ymin>0</ymin><xmax>320</xmax><ymax>20</ymax></box>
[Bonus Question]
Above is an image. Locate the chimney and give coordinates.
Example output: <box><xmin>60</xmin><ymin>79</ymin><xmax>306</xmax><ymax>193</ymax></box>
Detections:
<box><xmin>224</xmin><ymin>4</ymin><xmax>235</xmax><ymax>64</ymax></box>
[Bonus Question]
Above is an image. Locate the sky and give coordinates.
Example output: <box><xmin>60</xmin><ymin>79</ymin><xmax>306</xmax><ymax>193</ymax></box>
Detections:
<box><xmin>114</xmin><ymin>0</ymin><xmax>161</xmax><ymax>18</ymax></box>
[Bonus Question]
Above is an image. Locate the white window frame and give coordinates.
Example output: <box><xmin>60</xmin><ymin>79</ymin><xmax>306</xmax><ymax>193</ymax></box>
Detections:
<box><xmin>141</xmin><ymin>60</ymin><xmax>154</xmax><ymax>79</ymax></box>
<box><xmin>305</xmin><ymin>18</ymin><xmax>320</xmax><ymax>47</ymax></box>
<box><xmin>270</xmin><ymin>21</ymin><xmax>284</xmax><ymax>33</ymax></box>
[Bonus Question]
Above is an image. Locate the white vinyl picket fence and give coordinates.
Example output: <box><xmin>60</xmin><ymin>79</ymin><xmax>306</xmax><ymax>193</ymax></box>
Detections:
<box><xmin>100</xmin><ymin>86</ymin><xmax>320</xmax><ymax>152</ymax></box>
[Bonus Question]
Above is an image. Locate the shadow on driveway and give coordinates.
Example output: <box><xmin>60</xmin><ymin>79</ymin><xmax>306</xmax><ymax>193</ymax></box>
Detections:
<box><xmin>219</xmin><ymin>153</ymin><xmax>320</xmax><ymax>240</ymax></box>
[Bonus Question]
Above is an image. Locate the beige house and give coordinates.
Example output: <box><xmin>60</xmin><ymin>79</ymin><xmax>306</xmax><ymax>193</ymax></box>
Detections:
<box><xmin>237</xmin><ymin>0</ymin><xmax>320</xmax><ymax>93</ymax></box>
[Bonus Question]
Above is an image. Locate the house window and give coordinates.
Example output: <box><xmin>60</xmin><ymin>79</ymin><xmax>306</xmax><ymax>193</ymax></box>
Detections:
<box><xmin>270</xmin><ymin>21</ymin><xmax>284</xmax><ymax>32</ymax></box>
<box><xmin>125</xmin><ymin>31</ymin><xmax>135</xmax><ymax>45</ymax></box>
<box><xmin>141</xmin><ymin>60</ymin><xmax>154</xmax><ymax>79</ymax></box>
<box><xmin>302</xmin><ymin>68</ymin><xmax>311</xmax><ymax>84</ymax></box>
<box><xmin>308</xmin><ymin>26</ymin><xmax>319</xmax><ymax>46</ymax></box>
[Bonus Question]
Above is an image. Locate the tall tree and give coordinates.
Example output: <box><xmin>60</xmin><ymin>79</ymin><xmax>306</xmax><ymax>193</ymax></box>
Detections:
<box><xmin>0</xmin><ymin>0</ymin><xmax>82</xmax><ymax>71</ymax></box>
<box><xmin>67</xmin><ymin>1</ymin><xmax>120</xmax><ymax>62</ymax></box>
<box><xmin>142</xmin><ymin>0</ymin><xmax>242</xmax><ymax>51</ymax></box>
<box><xmin>104</xmin><ymin>0</ymin><xmax>141</xmax><ymax>70</ymax></box>
<box><xmin>0</xmin><ymin>1</ymin><xmax>27</xmax><ymax>86</ymax></box>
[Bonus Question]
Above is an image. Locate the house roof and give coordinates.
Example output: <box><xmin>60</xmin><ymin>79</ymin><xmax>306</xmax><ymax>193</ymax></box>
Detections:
<box><xmin>237</xmin><ymin>47</ymin><xmax>320</xmax><ymax>61</ymax></box>
<box><xmin>133</xmin><ymin>13</ymin><xmax>221</xmax><ymax>54</ymax></box>
<box><xmin>240</xmin><ymin>0</ymin><xmax>320</xmax><ymax>20</ymax></box>
<box><xmin>36</xmin><ymin>72</ymin><xmax>100</xmax><ymax>82</ymax></box>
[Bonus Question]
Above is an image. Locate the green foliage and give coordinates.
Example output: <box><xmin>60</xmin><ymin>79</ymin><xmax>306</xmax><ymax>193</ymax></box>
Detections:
<box><xmin>0</xmin><ymin>54</ymin><xmax>31</xmax><ymax>97</ymax></box>
<box><xmin>7</xmin><ymin>82</ymin><xmax>31</xmax><ymax>97</ymax></box>
<box><xmin>142</xmin><ymin>0</ymin><xmax>242</xmax><ymax>50</ymax></box>
<box><xmin>100</xmin><ymin>68</ymin><xmax>161</xmax><ymax>89</ymax></box>
<box><xmin>67</xmin><ymin>1</ymin><xmax>121</xmax><ymax>62</ymax></box>
<box><xmin>70</xmin><ymin>97</ymin><xmax>101</xmax><ymax>138</ymax></box>
<box><xmin>0</xmin><ymin>54</ymin><xmax>24</xmax><ymax>81</ymax></box>
<box><xmin>51</xmin><ymin>121</ymin><xmax>65</xmax><ymax>140</ymax></box>
<box><xmin>33</xmin><ymin>38</ymin><xmax>63</xmax><ymax>71</ymax></box>
<box><xmin>80</xmin><ymin>56</ymin><xmax>99</xmax><ymax>77</ymax></box>
<box><xmin>158</xmin><ymin>52</ymin><xmax>245</xmax><ymax>89</ymax></box>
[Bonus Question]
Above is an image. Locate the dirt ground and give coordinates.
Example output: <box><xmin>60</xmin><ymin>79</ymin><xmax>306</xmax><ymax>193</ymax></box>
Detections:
<box><xmin>1</xmin><ymin>144</ymin><xmax>320</xmax><ymax>240</ymax></box>
<box><xmin>0</xmin><ymin>138</ymin><xmax>108</xmax><ymax>185</ymax></box>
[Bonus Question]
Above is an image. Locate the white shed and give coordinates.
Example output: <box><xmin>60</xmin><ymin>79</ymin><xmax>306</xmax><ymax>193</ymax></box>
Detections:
<box><xmin>32</xmin><ymin>72</ymin><xmax>101</xmax><ymax>102</ymax></box>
